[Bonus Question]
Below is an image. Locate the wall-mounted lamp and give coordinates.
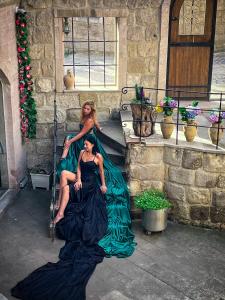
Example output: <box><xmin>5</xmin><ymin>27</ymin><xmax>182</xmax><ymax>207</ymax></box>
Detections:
<box><xmin>63</xmin><ymin>17</ymin><xmax>70</xmax><ymax>35</ymax></box>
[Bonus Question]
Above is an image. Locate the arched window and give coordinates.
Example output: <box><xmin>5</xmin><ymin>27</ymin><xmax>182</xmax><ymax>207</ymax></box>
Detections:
<box><xmin>179</xmin><ymin>0</ymin><xmax>206</xmax><ymax>35</ymax></box>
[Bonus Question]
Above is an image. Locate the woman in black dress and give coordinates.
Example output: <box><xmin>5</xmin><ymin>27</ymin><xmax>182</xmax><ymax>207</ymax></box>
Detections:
<box><xmin>11</xmin><ymin>134</ymin><xmax>108</xmax><ymax>300</ymax></box>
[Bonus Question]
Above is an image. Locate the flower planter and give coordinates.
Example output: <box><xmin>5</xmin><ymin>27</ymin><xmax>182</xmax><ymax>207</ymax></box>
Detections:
<box><xmin>130</xmin><ymin>103</ymin><xmax>155</xmax><ymax>137</ymax></box>
<box><xmin>184</xmin><ymin>121</ymin><xmax>197</xmax><ymax>142</ymax></box>
<box><xmin>142</xmin><ymin>208</ymin><xmax>168</xmax><ymax>234</ymax></box>
<box><xmin>30</xmin><ymin>172</ymin><xmax>53</xmax><ymax>190</ymax></box>
<box><xmin>160</xmin><ymin>115</ymin><xmax>175</xmax><ymax>139</ymax></box>
<box><xmin>209</xmin><ymin>122</ymin><xmax>224</xmax><ymax>145</ymax></box>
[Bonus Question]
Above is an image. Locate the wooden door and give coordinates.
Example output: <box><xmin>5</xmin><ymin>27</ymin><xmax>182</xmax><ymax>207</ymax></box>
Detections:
<box><xmin>167</xmin><ymin>0</ymin><xmax>217</xmax><ymax>99</ymax></box>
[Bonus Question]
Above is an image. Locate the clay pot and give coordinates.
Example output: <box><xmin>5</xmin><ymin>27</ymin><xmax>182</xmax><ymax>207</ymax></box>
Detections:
<box><xmin>160</xmin><ymin>115</ymin><xmax>175</xmax><ymax>139</ymax></box>
<box><xmin>209</xmin><ymin>122</ymin><xmax>224</xmax><ymax>145</ymax></box>
<box><xmin>63</xmin><ymin>69</ymin><xmax>75</xmax><ymax>90</ymax></box>
<box><xmin>184</xmin><ymin>120</ymin><xmax>197</xmax><ymax>142</ymax></box>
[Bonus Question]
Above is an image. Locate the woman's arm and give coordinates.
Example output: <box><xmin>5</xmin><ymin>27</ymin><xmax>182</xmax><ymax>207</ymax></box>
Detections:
<box><xmin>97</xmin><ymin>153</ymin><xmax>107</xmax><ymax>194</ymax></box>
<box><xmin>65</xmin><ymin>119</ymin><xmax>94</xmax><ymax>147</ymax></box>
<box><xmin>94</xmin><ymin>120</ymin><xmax>102</xmax><ymax>132</ymax></box>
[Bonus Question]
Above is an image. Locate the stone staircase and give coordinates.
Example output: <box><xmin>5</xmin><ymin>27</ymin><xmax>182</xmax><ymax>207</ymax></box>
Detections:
<box><xmin>56</xmin><ymin>120</ymin><xmax>127</xmax><ymax>182</ymax></box>
<box><xmin>54</xmin><ymin>119</ymin><xmax>141</xmax><ymax>220</ymax></box>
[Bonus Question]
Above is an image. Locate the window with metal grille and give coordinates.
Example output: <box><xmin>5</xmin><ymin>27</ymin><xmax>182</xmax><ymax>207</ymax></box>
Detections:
<box><xmin>63</xmin><ymin>17</ymin><xmax>118</xmax><ymax>89</ymax></box>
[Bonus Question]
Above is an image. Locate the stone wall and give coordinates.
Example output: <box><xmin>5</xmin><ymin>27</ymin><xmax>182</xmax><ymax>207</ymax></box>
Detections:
<box><xmin>0</xmin><ymin>5</ymin><xmax>27</xmax><ymax>188</ymax></box>
<box><xmin>18</xmin><ymin>0</ymin><xmax>163</xmax><ymax>168</ymax></box>
<box><xmin>215</xmin><ymin>0</ymin><xmax>225</xmax><ymax>52</ymax></box>
<box><xmin>127</xmin><ymin>143</ymin><xmax>225</xmax><ymax>230</ymax></box>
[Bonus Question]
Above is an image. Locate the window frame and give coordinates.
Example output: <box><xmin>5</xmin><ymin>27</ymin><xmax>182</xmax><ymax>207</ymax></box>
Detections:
<box><xmin>63</xmin><ymin>17</ymin><xmax>118</xmax><ymax>89</ymax></box>
<box><xmin>54</xmin><ymin>9</ymin><xmax>128</xmax><ymax>92</ymax></box>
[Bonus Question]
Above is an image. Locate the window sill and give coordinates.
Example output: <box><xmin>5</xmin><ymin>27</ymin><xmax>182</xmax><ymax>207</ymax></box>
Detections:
<box><xmin>62</xmin><ymin>87</ymin><xmax>121</xmax><ymax>92</ymax></box>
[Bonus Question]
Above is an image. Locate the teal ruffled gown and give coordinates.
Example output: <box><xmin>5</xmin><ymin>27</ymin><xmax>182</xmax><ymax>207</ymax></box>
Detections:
<box><xmin>57</xmin><ymin>125</ymin><xmax>136</xmax><ymax>258</ymax></box>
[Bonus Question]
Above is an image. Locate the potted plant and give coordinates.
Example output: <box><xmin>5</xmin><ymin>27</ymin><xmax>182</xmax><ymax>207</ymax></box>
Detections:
<box><xmin>208</xmin><ymin>109</ymin><xmax>225</xmax><ymax>145</ymax></box>
<box><xmin>156</xmin><ymin>96</ymin><xmax>177</xmax><ymax>139</ymax></box>
<box><xmin>134</xmin><ymin>189</ymin><xmax>172</xmax><ymax>235</ymax></box>
<box><xmin>179</xmin><ymin>100</ymin><xmax>201</xmax><ymax>142</ymax></box>
<box><xmin>130</xmin><ymin>84</ymin><xmax>156</xmax><ymax>137</ymax></box>
<box><xmin>30</xmin><ymin>163</ymin><xmax>53</xmax><ymax>190</ymax></box>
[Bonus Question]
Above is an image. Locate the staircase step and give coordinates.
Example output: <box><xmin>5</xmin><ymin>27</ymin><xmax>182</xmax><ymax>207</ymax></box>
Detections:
<box><xmin>117</xmin><ymin>165</ymin><xmax>128</xmax><ymax>181</ymax></box>
<box><xmin>57</xmin><ymin>131</ymin><xmax>79</xmax><ymax>147</ymax></box>
<box><xmin>101</xmin><ymin>142</ymin><xmax>125</xmax><ymax>166</ymax></box>
<box><xmin>56</xmin><ymin>121</ymin><xmax>126</xmax><ymax>154</ymax></box>
<box><xmin>96</xmin><ymin>121</ymin><xmax>126</xmax><ymax>155</ymax></box>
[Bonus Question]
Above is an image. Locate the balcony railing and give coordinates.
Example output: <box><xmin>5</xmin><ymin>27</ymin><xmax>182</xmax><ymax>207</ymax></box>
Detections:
<box><xmin>120</xmin><ymin>86</ymin><xmax>225</xmax><ymax>150</ymax></box>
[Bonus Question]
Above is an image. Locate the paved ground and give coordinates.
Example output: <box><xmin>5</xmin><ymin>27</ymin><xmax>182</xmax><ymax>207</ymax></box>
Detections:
<box><xmin>0</xmin><ymin>190</ymin><xmax>225</xmax><ymax>300</ymax></box>
<box><xmin>211</xmin><ymin>52</ymin><xmax>225</xmax><ymax>94</ymax></box>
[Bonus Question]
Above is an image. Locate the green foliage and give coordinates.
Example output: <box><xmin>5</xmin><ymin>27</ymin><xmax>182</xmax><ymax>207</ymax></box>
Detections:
<box><xmin>131</xmin><ymin>84</ymin><xmax>151</xmax><ymax>105</ymax></box>
<box><xmin>134</xmin><ymin>189</ymin><xmax>172</xmax><ymax>210</ymax></box>
<box><xmin>179</xmin><ymin>100</ymin><xmax>200</xmax><ymax>123</ymax></box>
<box><xmin>16</xmin><ymin>10</ymin><xmax>37</xmax><ymax>139</ymax></box>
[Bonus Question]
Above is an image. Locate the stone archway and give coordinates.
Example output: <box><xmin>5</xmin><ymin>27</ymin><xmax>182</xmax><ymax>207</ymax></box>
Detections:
<box><xmin>0</xmin><ymin>77</ymin><xmax>9</xmax><ymax>188</ymax></box>
<box><xmin>0</xmin><ymin>5</ymin><xmax>27</xmax><ymax>189</ymax></box>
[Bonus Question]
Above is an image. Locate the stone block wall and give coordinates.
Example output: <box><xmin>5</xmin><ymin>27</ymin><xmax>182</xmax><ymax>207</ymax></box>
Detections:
<box><xmin>0</xmin><ymin>5</ymin><xmax>27</xmax><ymax>187</ymax></box>
<box><xmin>215</xmin><ymin>0</ymin><xmax>225</xmax><ymax>52</ymax></box>
<box><xmin>127</xmin><ymin>143</ymin><xmax>225</xmax><ymax>230</ymax></box>
<box><xmin>18</xmin><ymin>0</ymin><xmax>163</xmax><ymax>168</ymax></box>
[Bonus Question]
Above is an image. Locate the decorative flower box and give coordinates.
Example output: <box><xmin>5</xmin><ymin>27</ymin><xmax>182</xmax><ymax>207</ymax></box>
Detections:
<box><xmin>30</xmin><ymin>163</ymin><xmax>53</xmax><ymax>190</ymax></box>
<box><xmin>30</xmin><ymin>172</ymin><xmax>53</xmax><ymax>190</ymax></box>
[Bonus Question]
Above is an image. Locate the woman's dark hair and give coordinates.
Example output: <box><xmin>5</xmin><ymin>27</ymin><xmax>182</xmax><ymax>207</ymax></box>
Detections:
<box><xmin>84</xmin><ymin>134</ymin><xmax>98</xmax><ymax>154</ymax></box>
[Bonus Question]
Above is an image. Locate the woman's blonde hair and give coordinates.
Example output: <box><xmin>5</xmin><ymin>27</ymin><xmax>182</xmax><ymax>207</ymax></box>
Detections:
<box><xmin>80</xmin><ymin>101</ymin><xmax>97</xmax><ymax>124</ymax></box>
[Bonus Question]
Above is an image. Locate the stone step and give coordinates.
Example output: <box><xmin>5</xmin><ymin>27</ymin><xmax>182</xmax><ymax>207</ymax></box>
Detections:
<box><xmin>55</xmin><ymin>163</ymin><xmax>127</xmax><ymax>189</ymax></box>
<box><xmin>56</xmin><ymin>122</ymin><xmax>126</xmax><ymax>155</ymax></box>
<box><xmin>100</xmin><ymin>141</ymin><xmax>125</xmax><ymax>166</ymax></box>
<box><xmin>56</xmin><ymin>143</ymin><xmax>125</xmax><ymax>166</ymax></box>
<box><xmin>96</xmin><ymin>120</ymin><xmax>126</xmax><ymax>155</ymax></box>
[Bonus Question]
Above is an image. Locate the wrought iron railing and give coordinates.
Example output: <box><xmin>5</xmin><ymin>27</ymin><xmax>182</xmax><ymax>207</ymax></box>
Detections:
<box><xmin>49</xmin><ymin>96</ymin><xmax>58</xmax><ymax>241</ymax></box>
<box><xmin>121</xmin><ymin>86</ymin><xmax>225</xmax><ymax>150</ymax></box>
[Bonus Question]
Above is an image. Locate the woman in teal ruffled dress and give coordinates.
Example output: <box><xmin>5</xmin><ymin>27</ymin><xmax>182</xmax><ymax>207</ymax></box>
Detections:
<box><xmin>56</xmin><ymin>101</ymin><xmax>136</xmax><ymax>258</ymax></box>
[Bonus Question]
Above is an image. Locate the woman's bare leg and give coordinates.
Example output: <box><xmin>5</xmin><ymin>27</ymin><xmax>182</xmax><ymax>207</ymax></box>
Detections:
<box><xmin>54</xmin><ymin>185</ymin><xmax>70</xmax><ymax>224</ymax></box>
<box><xmin>55</xmin><ymin>170</ymin><xmax>76</xmax><ymax>209</ymax></box>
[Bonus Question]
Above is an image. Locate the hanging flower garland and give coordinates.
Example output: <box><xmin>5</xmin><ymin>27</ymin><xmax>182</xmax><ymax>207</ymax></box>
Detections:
<box><xmin>15</xmin><ymin>9</ymin><xmax>37</xmax><ymax>139</ymax></box>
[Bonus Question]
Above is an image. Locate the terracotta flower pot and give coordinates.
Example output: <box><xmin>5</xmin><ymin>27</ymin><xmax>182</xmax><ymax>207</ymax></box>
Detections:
<box><xmin>209</xmin><ymin>122</ymin><xmax>224</xmax><ymax>145</ymax></box>
<box><xmin>184</xmin><ymin>120</ymin><xmax>197</xmax><ymax>142</ymax></box>
<box><xmin>160</xmin><ymin>115</ymin><xmax>174</xmax><ymax>139</ymax></box>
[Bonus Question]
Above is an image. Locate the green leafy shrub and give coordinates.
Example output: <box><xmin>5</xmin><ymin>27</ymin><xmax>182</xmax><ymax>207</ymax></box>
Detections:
<box><xmin>134</xmin><ymin>189</ymin><xmax>172</xmax><ymax>210</ymax></box>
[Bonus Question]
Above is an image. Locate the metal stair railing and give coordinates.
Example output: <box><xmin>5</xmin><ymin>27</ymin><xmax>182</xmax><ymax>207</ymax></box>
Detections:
<box><xmin>121</xmin><ymin>86</ymin><xmax>225</xmax><ymax>150</ymax></box>
<box><xmin>49</xmin><ymin>96</ymin><xmax>58</xmax><ymax>241</ymax></box>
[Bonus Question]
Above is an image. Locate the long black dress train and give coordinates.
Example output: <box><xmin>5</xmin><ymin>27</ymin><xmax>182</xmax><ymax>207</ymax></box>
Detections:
<box><xmin>11</xmin><ymin>158</ymin><xmax>108</xmax><ymax>300</ymax></box>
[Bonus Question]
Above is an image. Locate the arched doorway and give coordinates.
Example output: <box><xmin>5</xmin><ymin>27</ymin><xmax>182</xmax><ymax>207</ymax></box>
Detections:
<box><xmin>0</xmin><ymin>79</ymin><xmax>9</xmax><ymax>189</ymax></box>
<box><xmin>166</xmin><ymin>0</ymin><xmax>218</xmax><ymax>99</ymax></box>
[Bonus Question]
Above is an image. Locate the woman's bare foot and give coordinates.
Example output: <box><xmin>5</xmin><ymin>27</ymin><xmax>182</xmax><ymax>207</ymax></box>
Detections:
<box><xmin>53</xmin><ymin>212</ymin><xmax>64</xmax><ymax>224</ymax></box>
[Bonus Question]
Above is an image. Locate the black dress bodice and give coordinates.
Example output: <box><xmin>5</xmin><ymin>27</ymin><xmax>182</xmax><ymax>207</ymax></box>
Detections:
<box><xmin>80</xmin><ymin>160</ymin><xmax>98</xmax><ymax>183</ymax></box>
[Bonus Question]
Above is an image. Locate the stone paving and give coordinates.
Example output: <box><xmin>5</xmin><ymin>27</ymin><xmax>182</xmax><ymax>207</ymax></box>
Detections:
<box><xmin>211</xmin><ymin>52</ymin><xmax>225</xmax><ymax>94</ymax></box>
<box><xmin>0</xmin><ymin>190</ymin><xmax>225</xmax><ymax>300</ymax></box>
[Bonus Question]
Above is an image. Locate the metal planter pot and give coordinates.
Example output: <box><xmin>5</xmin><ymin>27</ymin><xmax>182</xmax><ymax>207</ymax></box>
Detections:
<box><xmin>30</xmin><ymin>172</ymin><xmax>53</xmax><ymax>191</ymax></box>
<box><xmin>142</xmin><ymin>208</ymin><xmax>168</xmax><ymax>234</ymax></box>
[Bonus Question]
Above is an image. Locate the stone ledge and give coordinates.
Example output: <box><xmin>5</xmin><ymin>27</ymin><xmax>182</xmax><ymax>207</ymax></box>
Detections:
<box><xmin>121</xmin><ymin>110</ymin><xmax>225</xmax><ymax>154</ymax></box>
<box><xmin>54</xmin><ymin>8</ymin><xmax>129</xmax><ymax>17</ymax></box>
